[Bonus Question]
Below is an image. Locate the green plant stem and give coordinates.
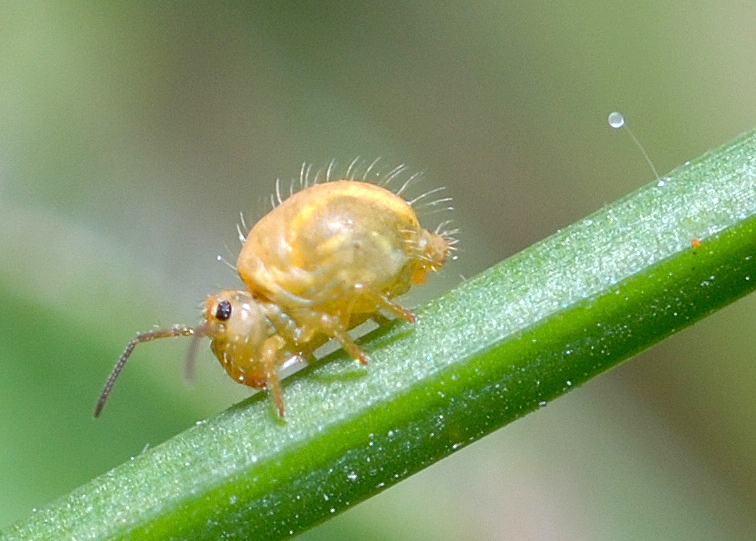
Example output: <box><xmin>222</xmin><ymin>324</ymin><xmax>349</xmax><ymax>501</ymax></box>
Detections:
<box><xmin>4</xmin><ymin>130</ymin><xmax>756</xmax><ymax>541</ymax></box>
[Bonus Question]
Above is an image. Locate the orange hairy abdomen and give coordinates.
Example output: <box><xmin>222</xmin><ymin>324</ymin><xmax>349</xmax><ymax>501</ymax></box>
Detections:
<box><xmin>237</xmin><ymin>181</ymin><xmax>429</xmax><ymax>316</ymax></box>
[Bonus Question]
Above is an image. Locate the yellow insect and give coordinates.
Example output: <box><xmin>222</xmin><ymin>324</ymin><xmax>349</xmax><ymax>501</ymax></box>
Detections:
<box><xmin>95</xmin><ymin>164</ymin><xmax>455</xmax><ymax>417</ymax></box>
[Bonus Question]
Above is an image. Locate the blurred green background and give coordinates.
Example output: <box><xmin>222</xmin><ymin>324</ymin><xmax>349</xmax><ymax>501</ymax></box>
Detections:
<box><xmin>1</xmin><ymin>2</ymin><xmax>755</xmax><ymax>539</ymax></box>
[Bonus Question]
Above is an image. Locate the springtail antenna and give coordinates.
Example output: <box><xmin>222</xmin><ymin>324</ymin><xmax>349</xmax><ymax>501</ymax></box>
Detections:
<box><xmin>94</xmin><ymin>324</ymin><xmax>198</xmax><ymax>418</ymax></box>
<box><xmin>183</xmin><ymin>324</ymin><xmax>209</xmax><ymax>383</ymax></box>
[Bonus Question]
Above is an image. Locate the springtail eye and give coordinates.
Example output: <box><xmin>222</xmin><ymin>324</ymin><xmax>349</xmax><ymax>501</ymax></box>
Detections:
<box><xmin>215</xmin><ymin>300</ymin><xmax>232</xmax><ymax>321</ymax></box>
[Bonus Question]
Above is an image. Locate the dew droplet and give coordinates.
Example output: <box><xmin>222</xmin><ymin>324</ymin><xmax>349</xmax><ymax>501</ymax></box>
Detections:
<box><xmin>608</xmin><ymin>111</ymin><xmax>625</xmax><ymax>129</ymax></box>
